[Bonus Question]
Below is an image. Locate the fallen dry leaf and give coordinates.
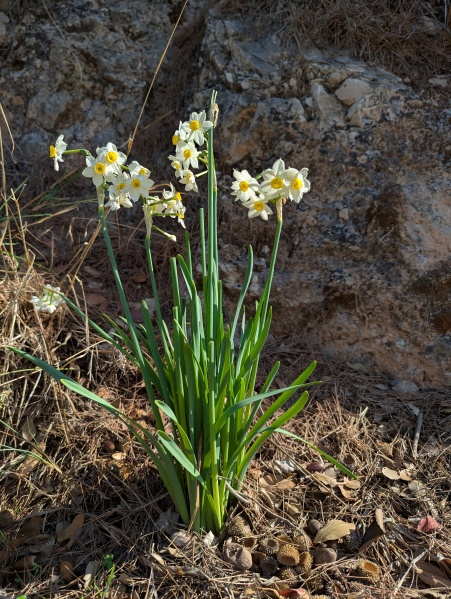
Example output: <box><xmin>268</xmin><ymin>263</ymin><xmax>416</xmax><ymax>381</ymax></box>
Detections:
<box><xmin>131</xmin><ymin>271</ymin><xmax>147</xmax><ymax>283</ymax></box>
<box><xmin>360</xmin><ymin>508</ymin><xmax>385</xmax><ymax>551</ymax></box>
<box><xmin>381</xmin><ymin>467</ymin><xmax>400</xmax><ymax>480</ymax></box>
<box><xmin>285</xmin><ymin>502</ymin><xmax>302</xmax><ymax>517</ymax></box>
<box><xmin>242</xmin><ymin>586</ymin><xmax>281</xmax><ymax>598</ymax></box>
<box><xmin>260</xmin><ymin>474</ymin><xmax>284</xmax><ymax>487</ymax></box>
<box><xmin>20</xmin><ymin>418</ymin><xmax>37</xmax><ymax>441</ymax></box>
<box><xmin>343</xmin><ymin>479</ymin><xmax>361</xmax><ymax>490</ymax></box>
<box><xmin>57</xmin><ymin>513</ymin><xmax>85</xmax><ymax>545</ymax></box>
<box><xmin>277</xmin><ymin>478</ymin><xmax>297</xmax><ymax>490</ymax></box>
<box><xmin>417</xmin><ymin>561</ymin><xmax>451</xmax><ymax>588</ymax></box>
<box><xmin>314</xmin><ymin>519</ymin><xmax>355</xmax><ymax>543</ymax></box>
<box><xmin>312</xmin><ymin>472</ymin><xmax>337</xmax><ymax>487</ymax></box>
<box><xmin>85</xmin><ymin>293</ymin><xmax>107</xmax><ymax>307</ymax></box>
<box><xmin>280</xmin><ymin>588</ymin><xmax>310</xmax><ymax>598</ymax></box>
<box><xmin>83</xmin><ymin>265</ymin><xmax>102</xmax><ymax>277</ymax></box>
<box><xmin>13</xmin><ymin>555</ymin><xmax>36</xmax><ymax>570</ymax></box>
<box><xmin>399</xmin><ymin>468</ymin><xmax>414</xmax><ymax>481</ymax></box>
<box><xmin>14</xmin><ymin>442</ymin><xmax>47</xmax><ymax>476</ymax></box>
<box><xmin>417</xmin><ymin>515</ymin><xmax>441</xmax><ymax>533</ymax></box>
<box><xmin>337</xmin><ymin>485</ymin><xmax>356</xmax><ymax>500</ymax></box>
<box><xmin>409</xmin><ymin>480</ymin><xmax>427</xmax><ymax>497</ymax></box>
<box><xmin>260</xmin><ymin>488</ymin><xmax>280</xmax><ymax>509</ymax></box>
<box><xmin>0</xmin><ymin>516</ymin><xmax>43</xmax><ymax>563</ymax></box>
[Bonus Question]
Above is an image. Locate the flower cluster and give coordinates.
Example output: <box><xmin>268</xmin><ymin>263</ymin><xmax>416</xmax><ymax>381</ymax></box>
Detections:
<box><xmin>49</xmin><ymin>111</ymin><xmax>214</xmax><ymax>239</ymax></box>
<box><xmin>231</xmin><ymin>158</ymin><xmax>311</xmax><ymax>220</ymax></box>
<box><xmin>168</xmin><ymin>111</ymin><xmax>214</xmax><ymax>193</ymax></box>
<box><xmin>30</xmin><ymin>286</ymin><xmax>63</xmax><ymax>314</ymax></box>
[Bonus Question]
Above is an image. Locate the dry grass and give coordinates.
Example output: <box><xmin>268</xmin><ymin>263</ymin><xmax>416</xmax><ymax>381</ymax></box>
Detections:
<box><xmin>219</xmin><ymin>0</ymin><xmax>451</xmax><ymax>82</ymax></box>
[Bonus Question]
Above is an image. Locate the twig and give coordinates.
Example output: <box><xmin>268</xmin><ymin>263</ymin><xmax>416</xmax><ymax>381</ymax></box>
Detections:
<box><xmin>412</xmin><ymin>408</ymin><xmax>423</xmax><ymax>459</ymax></box>
<box><xmin>225</xmin><ymin>481</ymin><xmax>251</xmax><ymax>505</ymax></box>
<box><xmin>144</xmin><ymin>543</ymin><xmax>159</xmax><ymax>599</ymax></box>
<box><xmin>391</xmin><ymin>548</ymin><xmax>427</xmax><ymax>597</ymax></box>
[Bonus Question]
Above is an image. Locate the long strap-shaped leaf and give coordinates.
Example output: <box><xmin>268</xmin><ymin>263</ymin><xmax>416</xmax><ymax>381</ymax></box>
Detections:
<box><xmin>8</xmin><ymin>347</ymin><xmax>190</xmax><ymax>522</ymax></box>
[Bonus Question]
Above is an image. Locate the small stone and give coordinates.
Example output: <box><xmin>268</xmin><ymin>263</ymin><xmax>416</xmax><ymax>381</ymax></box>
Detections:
<box><xmin>223</xmin><ymin>542</ymin><xmax>253</xmax><ymax>570</ymax></box>
<box><xmin>313</xmin><ymin>547</ymin><xmax>337</xmax><ymax>564</ymax></box>
<box><xmin>307</xmin><ymin>461</ymin><xmax>324</xmax><ymax>473</ymax></box>
<box><xmin>335</xmin><ymin>78</ymin><xmax>371</xmax><ymax>106</ymax></box>
<box><xmin>170</xmin><ymin>531</ymin><xmax>191</xmax><ymax>548</ymax></box>
<box><xmin>307</xmin><ymin>519</ymin><xmax>322</xmax><ymax>536</ymax></box>
<box><xmin>60</xmin><ymin>561</ymin><xmax>76</xmax><ymax>583</ymax></box>
<box><xmin>0</xmin><ymin>509</ymin><xmax>15</xmax><ymax>528</ymax></box>
<box><xmin>392</xmin><ymin>379</ymin><xmax>419</xmax><ymax>394</ymax></box>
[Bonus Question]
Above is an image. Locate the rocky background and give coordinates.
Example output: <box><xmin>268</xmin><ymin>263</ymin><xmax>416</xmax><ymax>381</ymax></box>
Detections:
<box><xmin>1</xmin><ymin>0</ymin><xmax>451</xmax><ymax>388</ymax></box>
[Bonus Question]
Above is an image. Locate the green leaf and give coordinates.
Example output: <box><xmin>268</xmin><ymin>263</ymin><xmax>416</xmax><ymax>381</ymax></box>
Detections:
<box><xmin>155</xmin><ymin>400</ymin><xmax>197</xmax><ymax>467</ymax></box>
<box><xmin>157</xmin><ymin>431</ymin><xmax>209</xmax><ymax>491</ymax></box>
<box><xmin>214</xmin><ymin>384</ymin><xmax>307</xmax><ymax>433</ymax></box>
<box><xmin>272</xmin><ymin>428</ymin><xmax>357</xmax><ymax>479</ymax></box>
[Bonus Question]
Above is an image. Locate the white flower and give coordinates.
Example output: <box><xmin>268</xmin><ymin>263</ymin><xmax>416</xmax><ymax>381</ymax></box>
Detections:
<box><xmin>162</xmin><ymin>183</ymin><xmax>178</xmax><ymax>201</ymax></box>
<box><xmin>82</xmin><ymin>155</ymin><xmax>108</xmax><ymax>187</ymax></box>
<box><xmin>105</xmin><ymin>191</ymin><xmax>133</xmax><ymax>211</ymax></box>
<box><xmin>143</xmin><ymin>200</ymin><xmax>165</xmax><ymax>237</ymax></box>
<box><xmin>172</xmin><ymin>123</ymin><xmax>188</xmax><ymax>151</ymax></box>
<box><xmin>285</xmin><ymin>167</ymin><xmax>311</xmax><ymax>202</ymax></box>
<box><xmin>124</xmin><ymin>173</ymin><xmax>155</xmax><ymax>202</ymax></box>
<box><xmin>49</xmin><ymin>135</ymin><xmax>67</xmax><ymax>171</ymax></box>
<box><xmin>30</xmin><ymin>285</ymin><xmax>63</xmax><ymax>314</ymax></box>
<box><xmin>231</xmin><ymin>169</ymin><xmax>259</xmax><ymax>202</ymax></box>
<box><xmin>107</xmin><ymin>172</ymin><xmax>130</xmax><ymax>198</ymax></box>
<box><xmin>242</xmin><ymin>195</ymin><xmax>273</xmax><ymax>220</ymax></box>
<box><xmin>128</xmin><ymin>160</ymin><xmax>151</xmax><ymax>178</ymax></box>
<box><xmin>163</xmin><ymin>186</ymin><xmax>186</xmax><ymax>228</ymax></box>
<box><xmin>168</xmin><ymin>154</ymin><xmax>183</xmax><ymax>178</ymax></box>
<box><xmin>181</xmin><ymin>111</ymin><xmax>213</xmax><ymax>146</ymax></box>
<box><xmin>176</xmin><ymin>141</ymin><xmax>199</xmax><ymax>170</ymax></box>
<box><xmin>179</xmin><ymin>170</ymin><xmax>198</xmax><ymax>193</ymax></box>
<box><xmin>96</xmin><ymin>142</ymin><xmax>127</xmax><ymax>179</ymax></box>
<box><xmin>260</xmin><ymin>158</ymin><xmax>290</xmax><ymax>199</ymax></box>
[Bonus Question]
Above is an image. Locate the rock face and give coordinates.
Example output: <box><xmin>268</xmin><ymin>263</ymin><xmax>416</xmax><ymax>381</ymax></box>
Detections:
<box><xmin>2</xmin><ymin>2</ymin><xmax>451</xmax><ymax>387</ymax></box>
<box><xmin>196</xmin><ymin>9</ymin><xmax>451</xmax><ymax>388</ymax></box>
<box><xmin>1</xmin><ymin>0</ymin><xmax>172</xmax><ymax>161</ymax></box>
